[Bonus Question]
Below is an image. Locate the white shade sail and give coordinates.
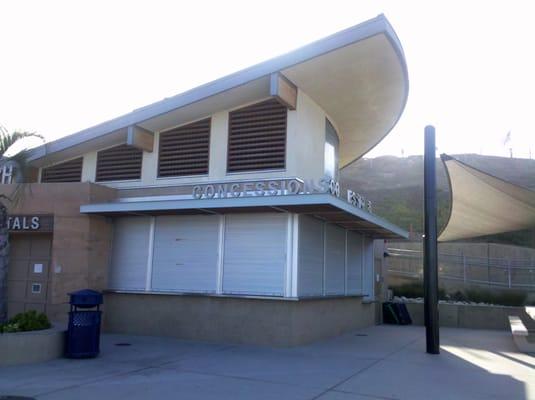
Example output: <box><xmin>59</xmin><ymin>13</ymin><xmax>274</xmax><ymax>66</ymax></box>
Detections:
<box><xmin>438</xmin><ymin>155</ymin><xmax>535</xmax><ymax>242</ymax></box>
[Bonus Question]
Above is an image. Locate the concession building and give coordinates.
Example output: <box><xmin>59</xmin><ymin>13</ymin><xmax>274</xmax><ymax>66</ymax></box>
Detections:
<box><xmin>2</xmin><ymin>14</ymin><xmax>409</xmax><ymax>345</ymax></box>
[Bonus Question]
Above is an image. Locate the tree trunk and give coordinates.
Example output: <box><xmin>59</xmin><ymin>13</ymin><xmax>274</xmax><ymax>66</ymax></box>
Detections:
<box><xmin>0</xmin><ymin>201</ymin><xmax>9</xmax><ymax>323</ymax></box>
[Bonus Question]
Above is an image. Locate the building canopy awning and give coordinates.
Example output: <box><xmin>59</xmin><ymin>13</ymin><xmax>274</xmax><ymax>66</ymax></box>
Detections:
<box><xmin>81</xmin><ymin>193</ymin><xmax>408</xmax><ymax>239</ymax></box>
<box><xmin>438</xmin><ymin>154</ymin><xmax>535</xmax><ymax>242</ymax></box>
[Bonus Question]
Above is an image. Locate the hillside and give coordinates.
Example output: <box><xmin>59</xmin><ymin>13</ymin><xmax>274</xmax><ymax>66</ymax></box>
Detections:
<box><xmin>340</xmin><ymin>154</ymin><xmax>535</xmax><ymax>246</ymax></box>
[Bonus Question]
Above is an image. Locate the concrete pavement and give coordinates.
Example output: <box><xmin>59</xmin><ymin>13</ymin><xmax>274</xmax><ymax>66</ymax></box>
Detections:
<box><xmin>1</xmin><ymin>325</ymin><xmax>533</xmax><ymax>399</ymax></box>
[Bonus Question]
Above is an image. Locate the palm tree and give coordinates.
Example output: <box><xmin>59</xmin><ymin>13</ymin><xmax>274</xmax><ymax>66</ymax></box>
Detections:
<box><xmin>0</xmin><ymin>125</ymin><xmax>44</xmax><ymax>323</ymax></box>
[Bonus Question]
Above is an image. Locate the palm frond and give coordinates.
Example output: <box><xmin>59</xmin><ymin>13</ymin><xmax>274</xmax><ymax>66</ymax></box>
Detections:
<box><xmin>0</xmin><ymin>127</ymin><xmax>45</xmax><ymax>207</ymax></box>
<box><xmin>0</xmin><ymin>130</ymin><xmax>44</xmax><ymax>156</ymax></box>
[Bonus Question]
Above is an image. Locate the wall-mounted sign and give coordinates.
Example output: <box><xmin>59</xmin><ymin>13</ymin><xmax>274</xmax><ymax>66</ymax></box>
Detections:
<box><xmin>8</xmin><ymin>215</ymin><xmax>54</xmax><ymax>232</ymax></box>
<box><xmin>192</xmin><ymin>178</ymin><xmax>373</xmax><ymax>213</ymax></box>
<box><xmin>347</xmin><ymin>190</ymin><xmax>373</xmax><ymax>213</ymax></box>
<box><xmin>0</xmin><ymin>161</ymin><xmax>23</xmax><ymax>184</ymax></box>
<box><xmin>0</xmin><ymin>164</ymin><xmax>14</xmax><ymax>184</ymax></box>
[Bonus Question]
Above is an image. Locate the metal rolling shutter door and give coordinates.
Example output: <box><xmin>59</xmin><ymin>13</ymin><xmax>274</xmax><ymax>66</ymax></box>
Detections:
<box><xmin>297</xmin><ymin>215</ymin><xmax>324</xmax><ymax>296</ymax></box>
<box><xmin>109</xmin><ymin>217</ymin><xmax>151</xmax><ymax>290</ymax></box>
<box><xmin>362</xmin><ymin>236</ymin><xmax>375</xmax><ymax>299</ymax></box>
<box><xmin>324</xmin><ymin>224</ymin><xmax>346</xmax><ymax>295</ymax></box>
<box><xmin>223</xmin><ymin>213</ymin><xmax>287</xmax><ymax>296</ymax></box>
<box><xmin>151</xmin><ymin>215</ymin><xmax>219</xmax><ymax>292</ymax></box>
<box><xmin>346</xmin><ymin>231</ymin><xmax>364</xmax><ymax>294</ymax></box>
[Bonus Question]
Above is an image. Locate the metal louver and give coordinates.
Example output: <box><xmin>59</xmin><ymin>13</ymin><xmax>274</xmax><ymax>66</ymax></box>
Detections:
<box><xmin>41</xmin><ymin>157</ymin><xmax>83</xmax><ymax>182</ymax></box>
<box><xmin>96</xmin><ymin>144</ymin><xmax>142</xmax><ymax>182</ymax></box>
<box><xmin>227</xmin><ymin>99</ymin><xmax>287</xmax><ymax>173</ymax></box>
<box><xmin>158</xmin><ymin>118</ymin><xmax>211</xmax><ymax>177</ymax></box>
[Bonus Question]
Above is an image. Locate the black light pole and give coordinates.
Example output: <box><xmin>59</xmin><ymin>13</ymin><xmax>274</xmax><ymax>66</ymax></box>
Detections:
<box><xmin>424</xmin><ymin>125</ymin><xmax>440</xmax><ymax>354</ymax></box>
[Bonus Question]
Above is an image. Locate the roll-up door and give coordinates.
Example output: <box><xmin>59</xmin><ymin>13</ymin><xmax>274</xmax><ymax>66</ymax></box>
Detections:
<box><xmin>109</xmin><ymin>217</ymin><xmax>151</xmax><ymax>290</ymax></box>
<box><xmin>346</xmin><ymin>231</ymin><xmax>364</xmax><ymax>294</ymax></box>
<box><xmin>297</xmin><ymin>215</ymin><xmax>324</xmax><ymax>296</ymax></box>
<box><xmin>324</xmin><ymin>224</ymin><xmax>346</xmax><ymax>295</ymax></box>
<box><xmin>362</xmin><ymin>236</ymin><xmax>375</xmax><ymax>299</ymax></box>
<box><xmin>151</xmin><ymin>215</ymin><xmax>219</xmax><ymax>293</ymax></box>
<box><xmin>223</xmin><ymin>213</ymin><xmax>287</xmax><ymax>296</ymax></box>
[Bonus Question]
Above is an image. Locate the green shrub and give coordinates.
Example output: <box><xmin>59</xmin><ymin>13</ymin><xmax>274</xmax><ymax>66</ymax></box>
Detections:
<box><xmin>390</xmin><ymin>282</ymin><xmax>446</xmax><ymax>300</ymax></box>
<box><xmin>0</xmin><ymin>310</ymin><xmax>51</xmax><ymax>333</ymax></box>
<box><xmin>1</xmin><ymin>323</ymin><xmax>20</xmax><ymax>333</ymax></box>
<box><xmin>463</xmin><ymin>288</ymin><xmax>527</xmax><ymax>307</ymax></box>
<box><xmin>450</xmin><ymin>290</ymin><xmax>467</xmax><ymax>302</ymax></box>
<box><xmin>389</xmin><ymin>282</ymin><xmax>530</xmax><ymax>306</ymax></box>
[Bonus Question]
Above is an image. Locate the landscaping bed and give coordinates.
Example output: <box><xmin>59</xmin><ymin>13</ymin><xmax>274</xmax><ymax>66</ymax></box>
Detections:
<box><xmin>389</xmin><ymin>281</ymin><xmax>534</xmax><ymax>307</ymax></box>
<box><xmin>0</xmin><ymin>311</ymin><xmax>66</xmax><ymax>366</ymax></box>
<box><xmin>391</xmin><ymin>298</ymin><xmax>533</xmax><ymax>330</ymax></box>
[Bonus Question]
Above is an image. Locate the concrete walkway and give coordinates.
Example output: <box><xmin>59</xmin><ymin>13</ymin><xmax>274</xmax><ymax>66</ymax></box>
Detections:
<box><xmin>1</xmin><ymin>325</ymin><xmax>533</xmax><ymax>400</ymax></box>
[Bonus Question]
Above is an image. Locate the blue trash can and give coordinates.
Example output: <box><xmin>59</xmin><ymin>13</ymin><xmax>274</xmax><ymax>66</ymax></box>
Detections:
<box><xmin>66</xmin><ymin>289</ymin><xmax>103</xmax><ymax>358</ymax></box>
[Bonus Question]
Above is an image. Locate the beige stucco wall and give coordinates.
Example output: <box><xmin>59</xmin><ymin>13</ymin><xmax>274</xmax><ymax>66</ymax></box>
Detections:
<box><xmin>103</xmin><ymin>292</ymin><xmax>375</xmax><ymax>346</ymax></box>
<box><xmin>287</xmin><ymin>89</ymin><xmax>330</xmax><ymax>182</ymax></box>
<box><xmin>43</xmin><ymin>90</ymin><xmax>335</xmax><ymax>189</ymax></box>
<box><xmin>1</xmin><ymin>183</ymin><xmax>116</xmax><ymax>321</ymax></box>
<box><xmin>403</xmin><ymin>301</ymin><xmax>535</xmax><ymax>331</ymax></box>
<box><xmin>0</xmin><ymin>325</ymin><xmax>65</xmax><ymax>366</ymax></box>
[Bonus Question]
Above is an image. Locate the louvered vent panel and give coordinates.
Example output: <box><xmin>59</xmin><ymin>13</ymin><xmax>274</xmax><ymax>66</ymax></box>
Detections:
<box><xmin>41</xmin><ymin>157</ymin><xmax>83</xmax><ymax>182</ymax></box>
<box><xmin>158</xmin><ymin>118</ymin><xmax>210</xmax><ymax>177</ymax></box>
<box><xmin>96</xmin><ymin>144</ymin><xmax>142</xmax><ymax>181</ymax></box>
<box><xmin>228</xmin><ymin>99</ymin><xmax>287</xmax><ymax>172</ymax></box>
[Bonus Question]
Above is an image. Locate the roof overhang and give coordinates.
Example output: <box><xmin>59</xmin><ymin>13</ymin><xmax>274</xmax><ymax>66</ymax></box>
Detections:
<box><xmin>282</xmin><ymin>24</ymin><xmax>408</xmax><ymax>168</ymax></box>
<box><xmin>28</xmin><ymin>14</ymin><xmax>408</xmax><ymax>168</ymax></box>
<box><xmin>439</xmin><ymin>155</ymin><xmax>535</xmax><ymax>242</ymax></box>
<box><xmin>81</xmin><ymin>193</ymin><xmax>408</xmax><ymax>239</ymax></box>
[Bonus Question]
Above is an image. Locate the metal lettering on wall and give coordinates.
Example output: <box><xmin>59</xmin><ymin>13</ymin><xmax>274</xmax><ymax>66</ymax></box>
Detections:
<box><xmin>0</xmin><ymin>164</ymin><xmax>14</xmax><ymax>184</ymax></box>
<box><xmin>192</xmin><ymin>178</ymin><xmax>372</xmax><ymax>213</ymax></box>
<box><xmin>8</xmin><ymin>215</ymin><xmax>54</xmax><ymax>232</ymax></box>
<box><xmin>0</xmin><ymin>160</ymin><xmax>25</xmax><ymax>184</ymax></box>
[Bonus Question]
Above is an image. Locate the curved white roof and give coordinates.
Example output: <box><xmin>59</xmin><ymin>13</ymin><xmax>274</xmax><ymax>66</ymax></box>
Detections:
<box><xmin>27</xmin><ymin>14</ymin><xmax>408</xmax><ymax>168</ymax></box>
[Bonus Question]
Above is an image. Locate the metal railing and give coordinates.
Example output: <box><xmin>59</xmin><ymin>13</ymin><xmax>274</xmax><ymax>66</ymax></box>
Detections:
<box><xmin>386</xmin><ymin>248</ymin><xmax>535</xmax><ymax>290</ymax></box>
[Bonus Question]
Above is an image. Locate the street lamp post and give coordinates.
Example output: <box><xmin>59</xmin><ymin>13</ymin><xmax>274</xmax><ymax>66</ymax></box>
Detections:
<box><xmin>424</xmin><ymin>125</ymin><xmax>440</xmax><ymax>354</ymax></box>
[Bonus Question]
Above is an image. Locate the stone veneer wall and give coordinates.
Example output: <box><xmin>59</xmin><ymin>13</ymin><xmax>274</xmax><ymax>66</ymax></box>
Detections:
<box><xmin>103</xmin><ymin>292</ymin><xmax>375</xmax><ymax>346</ymax></box>
<box><xmin>0</xmin><ymin>183</ymin><xmax>116</xmax><ymax>322</ymax></box>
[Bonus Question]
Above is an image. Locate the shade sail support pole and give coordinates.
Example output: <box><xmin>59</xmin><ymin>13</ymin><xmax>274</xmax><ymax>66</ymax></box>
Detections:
<box><xmin>424</xmin><ymin>125</ymin><xmax>440</xmax><ymax>354</ymax></box>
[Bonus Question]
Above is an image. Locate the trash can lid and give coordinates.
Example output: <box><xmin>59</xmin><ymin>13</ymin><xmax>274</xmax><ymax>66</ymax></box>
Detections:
<box><xmin>69</xmin><ymin>289</ymin><xmax>101</xmax><ymax>296</ymax></box>
<box><xmin>68</xmin><ymin>289</ymin><xmax>103</xmax><ymax>306</ymax></box>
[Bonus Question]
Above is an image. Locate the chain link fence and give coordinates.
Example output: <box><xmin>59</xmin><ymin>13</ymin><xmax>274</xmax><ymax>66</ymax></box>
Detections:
<box><xmin>387</xmin><ymin>248</ymin><xmax>535</xmax><ymax>290</ymax></box>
